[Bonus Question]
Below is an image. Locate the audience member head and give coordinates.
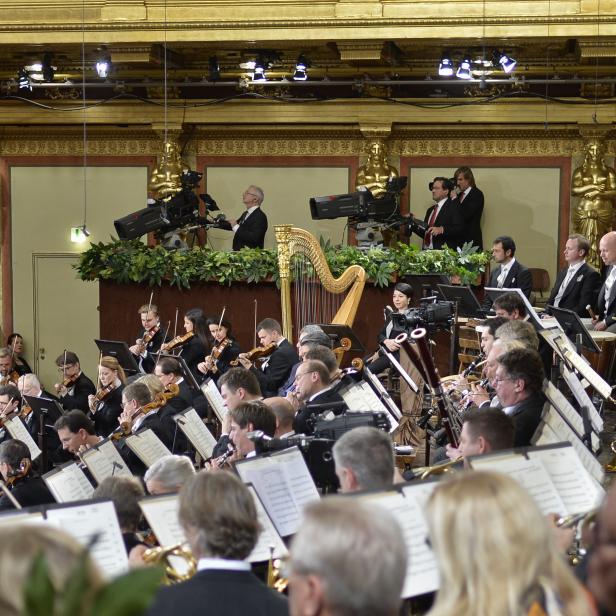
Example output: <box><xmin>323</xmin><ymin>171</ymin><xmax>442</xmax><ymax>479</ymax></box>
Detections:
<box><xmin>263</xmin><ymin>396</ymin><xmax>296</xmax><ymax>437</ymax></box>
<box><xmin>478</xmin><ymin>316</ymin><xmax>508</xmax><ymax>355</ymax></box>
<box><xmin>427</xmin><ymin>471</ymin><xmax>590</xmax><ymax>616</ymax></box>
<box><xmin>257</xmin><ymin>318</ymin><xmax>284</xmax><ymax>346</ymax></box>
<box><xmin>179</xmin><ymin>471</ymin><xmax>259</xmax><ymax>560</ymax></box>
<box><xmin>144</xmin><ymin>454</ymin><xmax>196</xmax><ymax>495</ymax></box>
<box><xmin>229</xmin><ymin>400</ymin><xmax>276</xmax><ymax>456</ymax></box>
<box><xmin>492</xmin><ymin>235</ymin><xmax>516</xmax><ymax>263</ymax></box>
<box><xmin>495</xmin><ymin>319</ymin><xmax>539</xmax><ymax>349</ymax></box>
<box><xmin>218</xmin><ymin>368</ymin><xmax>261</xmax><ymax>411</ymax></box>
<box><xmin>454</xmin><ymin>166</ymin><xmax>476</xmax><ymax>190</ymax></box>
<box><xmin>136</xmin><ymin>373</ymin><xmax>165</xmax><ymax>398</ymax></box>
<box><xmin>6</xmin><ymin>334</ymin><xmax>24</xmax><ymax>355</ymax></box>
<box><xmin>332</xmin><ymin>427</ymin><xmax>394</xmax><ymax>493</ymax></box>
<box><xmin>294</xmin><ymin>359</ymin><xmax>331</xmax><ymax>403</ymax></box>
<box><xmin>93</xmin><ymin>476</ymin><xmax>145</xmax><ymax>533</ymax></box>
<box><xmin>304</xmin><ymin>346</ymin><xmax>338</xmax><ymax>375</ymax></box>
<box><xmin>459</xmin><ymin>407</ymin><xmax>514</xmax><ymax>458</ymax></box>
<box><xmin>98</xmin><ymin>356</ymin><xmax>127</xmax><ymax>386</ymax></box>
<box><xmin>494</xmin><ymin>347</ymin><xmax>544</xmax><ymax>407</ymax></box>
<box><xmin>599</xmin><ymin>231</ymin><xmax>616</xmax><ymax>267</ymax></box>
<box><xmin>288</xmin><ymin>498</ymin><xmax>406</xmax><ymax>616</ymax></box>
<box><xmin>492</xmin><ymin>292</ymin><xmax>527</xmax><ymax>320</ymax></box>
<box><xmin>54</xmin><ymin>410</ymin><xmax>97</xmax><ymax>454</ymax></box>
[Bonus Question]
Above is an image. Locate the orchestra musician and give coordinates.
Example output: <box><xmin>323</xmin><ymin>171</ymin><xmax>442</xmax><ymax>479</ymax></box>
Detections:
<box><xmin>54</xmin><ymin>351</ymin><xmax>96</xmax><ymax>414</ymax></box>
<box><xmin>144</xmin><ymin>454</ymin><xmax>195</xmax><ymax>495</ymax></box>
<box><xmin>365</xmin><ymin>282</ymin><xmax>414</xmax><ymax>374</ymax></box>
<box><xmin>0</xmin><ymin>385</ymin><xmax>24</xmax><ymax>444</ymax></box>
<box><xmin>87</xmin><ymin>356</ymin><xmax>126</xmax><ymax>437</ymax></box>
<box><xmin>161</xmin><ymin>308</ymin><xmax>210</xmax><ymax>378</ymax></box>
<box><xmin>0</xmin><ymin>348</ymin><xmax>19</xmax><ymax>387</ymax></box>
<box><xmin>197</xmin><ymin>316</ymin><xmax>241</xmax><ymax>382</ymax></box>
<box><xmin>54</xmin><ymin>410</ymin><xmax>102</xmax><ymax>456</ymax></box>
<box><xmin>263</xmin><ymin>397</ymin><xmax>296</xmax><ymax>438</ymax></box>
<box><xmin>0</xmin><ymin>439</ymin><xmax>54</xmax><ymax>510</ymax></box>
<box><xmin>6</xmin><ymin>334</ymin><xmax>32</xmax><ymax>376</ymax></box>
<box><xmin>129</xmin><ymin>303</ymin><xmax>167</xmax><ymax>373</ymax></box>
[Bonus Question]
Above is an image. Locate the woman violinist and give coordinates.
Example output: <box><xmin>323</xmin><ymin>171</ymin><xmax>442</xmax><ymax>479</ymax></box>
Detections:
<box><xmin>6</xmin><ymin>334</ymin><xmax>32</xmax><ymax>377</ymax></box>
<box><xmin>197</xmin><ymin>316</ymin><xmax>241</xmax><ymax>382</ymax></box>
<box><xmin>161</xmin><ymin>308</ymin><xmax>210</xmax><ymax>378</ymax></box>
<box><xmin>87</xmin><ymin>356</ymin><xmax>126</xmax><ymax>437</ymax></box>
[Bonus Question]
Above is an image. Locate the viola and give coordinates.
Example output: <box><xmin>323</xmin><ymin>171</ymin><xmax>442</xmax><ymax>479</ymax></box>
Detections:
<box><xmin>162</xmin><ymin>332</ymin><xmax>194</xmax><ymax>352</ymax></box>
<box><xmin>230</xmin><ymin>342</ymin><xmax>276</xmax><ymax>366</ymax></box>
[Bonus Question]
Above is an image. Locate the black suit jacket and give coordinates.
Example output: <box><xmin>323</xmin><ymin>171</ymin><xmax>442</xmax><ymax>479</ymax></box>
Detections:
<box><xmin>251</xmin><ymin>339</ymin><xmax>299</xmax><ymax>398</ymax></box>
<box><xmin>546</xmin><ymin>262</ymin><xmax>601</xmax><ymax>317</ymax></box>
<box><xmin>179</xmin><ymin>336</ymin><xmax>209</xmax><ymax>381</ymax></box>
<box><xmin>458</xmin><ymin>186</ymin><xmax>484</xmax><ymax>250</ymax></box>
<box><xmin>146</xmin><ymin>569</ymin><xmax>289</xmax><ymax>616</ymax></box>
<box><xmin>421</xmin><ymin>198</ymin><xmax>464</xmax><ymax>250</ymax></box>
<box><xmin>90</xmin><ymin>385</ymin><xmax>124</xmax><ymax>438</ymax></box>
<box><xmin>293</xmin><ymin>387</ymin><xmax>345</xmax><ymax>435</ymax></box>
<box><xmin>134</xmin><ymin>328</ymin><xmax>167</xmax><ymax>374</ymax></box>
<box><xmin>0</xmin><ymin>474</ymin><xmax>55</xmax><ymax>511</ymax></box>
<box><xmin>503</xmin><ymin>391</ymin><xmax>546</xmax><ymax>448</ymax></box>
<box><xmin>220</xmin><ymin>207</ymin><xmax>268</xmax><ymax>250</ymax></box>
<box><xmin>598</xmin><ymin>265</ymin><xmax>616</xmax><ymax>326</ymax></box>
<box><xmin>483</xmin><ymin>260</ymin><xmax>533</xmax><ymax>310</ymax></box>
<box><xmin>58</xmin><ymin>372</ymin><xmax>96</xmax><ymax>414</ymax></box>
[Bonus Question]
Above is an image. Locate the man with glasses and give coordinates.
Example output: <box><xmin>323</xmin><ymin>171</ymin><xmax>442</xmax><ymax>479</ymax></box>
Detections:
<box><xmin>53</xmin><ymin>351</ymin><xmax>96</xmax><ymax>414</ymax></box>
<box><xmin>218</xmin><ymin>185</ymin><xmax>268</xmax><ymax>250</ymax></box>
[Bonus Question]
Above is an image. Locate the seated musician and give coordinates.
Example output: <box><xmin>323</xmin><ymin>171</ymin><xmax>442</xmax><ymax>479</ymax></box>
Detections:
<box><xmin>492</xmin><ymin>291</ymin><xmax>527</xmax><ymax>320</ymax></box>
<box><xmin>212</xmin><ymin>368</ymin><xmax>262</xmax><ymax>458</ymax></box>
<box><xmin>237</xmin><ymin>318</ymin><xmax>298</xmax><ymax>398</ymax></box>
<box><xmin>144</xmin><ymin>454</ymin><xmax>195</xmax><ymax>495</ymax></box>
<box><xmin>495</xmin><ymin>319</ymin><xmax>539</xmax><ymax>349</ymax></box>
<box><xmin>145</xmin><ymin>471</ymin><xmax>288</xmax><ymax>616</ymax></box>
<box><xmin>128</xmin><ymin>303</ymin><xmax>166</xmax><ymax>373</ymax></box>
<box><xmin>6</xmin><ymin>333</ymin><xmax>32</xmax><ymax>376</ymax></box>
<box><xmin>0</xmin><ymin>439</ymin><xmax>54</xmax><ymax>510</ymax></box>
<box><xmin>0</xmin><ymin>347</ymin><xmax>19</xmax><ymax>386</ymax></box>
<box><xmin>53</xmin><ymin>351</ymin><xmax>96</xmax><ymax>414</ymax></box>
<box><xmin>445</xmin><ymin>407</ymin><xmax>515</xmax><ymax>463</ymax></box>
<box><xmin>155</xmin><ymin>356</ymin><xmax>208</xmax><ymax>418</ymax></box>
<box><xmin>54</xmin><ymin>410</ymin><xmax>102</xmax><ymax>456</ymax></box>
<box><xmin>287</xmin><ymin>499</ymin><xmax>406</xmax><ymax>616</ymax></box>
<box><xmin>292</xmin><ymin>359</ymin><xmax>345</xmax><ymax>435</ymax></box>
<box><xmin>365</xmin><ymin>282</ymin><xmax>414</xmax><ymax>374</ymax></box>
<box><xmin>197</xmin><ymin>316</ymin><xmax>241</xmax><ymax>382</ymax></box>
<box><xmin>210</xmin><ymin>400</ymin><xmax>276</xmax><ymax>468</ymax></box>
<box><xmin>332</xmin><ymin>426</ymin><xmax>395</xmax><ymax>493</ymax></box>
<box><xmin>263</xmin><ymin>397</ymin><xmax>295</xmax><ymax>438</ymax></box>
<box><xmin>160</xmin><ymin>308</ymin><xmax>210</xmax><ymax>378</ymax></box>
<box><xmin>87</xmin><ymin>356</ymin><xmax>126</xmax><ymax>437</ymax></box>
<box><xmin>0</xmin><ymin>384</ymin><xmax>24</xmax><ymax>443</ymax></box>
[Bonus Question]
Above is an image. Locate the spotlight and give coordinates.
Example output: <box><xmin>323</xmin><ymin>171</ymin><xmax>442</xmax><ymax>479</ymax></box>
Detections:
<box><xmin>496</xmin><ymin>50</ymin><xmax>517</xmax><ymax>73</ymax></box>
<box><xmin>456</xmin><ymin>56</ymin><xmax>472</xmax><ymax>80</ymax></box>
<box><xmin>208</xmin><ymin>55</ymin><xmax>220</xmax><ymax>81</ymax></box>
<box><xmin>96</xmin><ymin>57</ymin><xmax>111</xmax><ymax>78</ymax></box>
<box><xmin>253</xmin><ymin>56</ymin><xmax>266</xmax><ymax>81</ymax></box>
<box><xmin>18</xmin><ymin>68</ymin><xmax>31</xmax><ymax>90</ymax></box>
<box><xmin>438</xmin><ymin>53</ymin><xmax>454</xmax><ymax>77</ymax></box>
<box><xmin>293</xmin><ymin>55</ymin><xmax>309</xmax><ymax>81</ymax></box>
<box><xmin>70</xmin><ymin>225</ymin><xmax>91</xmax><ymax>244</ymax></box>
<box><xmin>41</xmin><ymin>52</ymin><xmax>55</xmax><ymax>82</ymax></box>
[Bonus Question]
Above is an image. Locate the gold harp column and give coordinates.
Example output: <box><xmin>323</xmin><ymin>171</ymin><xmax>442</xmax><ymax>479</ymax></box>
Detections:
<box><xmin>275</xmin><ymin>224</ymin><xmax>294</xmax><ymax>341</ymax></box>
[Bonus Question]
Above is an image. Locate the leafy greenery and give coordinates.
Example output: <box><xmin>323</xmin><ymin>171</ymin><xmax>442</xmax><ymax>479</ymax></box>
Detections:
<box><xmin>75</xmin><ymin>238</ymin><xmax>489</xmax><ymax>289</ymax></box>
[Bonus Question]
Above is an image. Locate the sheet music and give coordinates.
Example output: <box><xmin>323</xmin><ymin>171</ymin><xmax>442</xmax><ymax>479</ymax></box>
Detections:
<box><xmin>174</xmin><ymin>408</ymin><xmax>217</xmax><ymax>459</ymax></box>
<box><xmin>5</xmin><ymin>416</ymin><xmax>41</xmax><ymax>460</ymax></box>
<box><xmin>543</xmin><ymin>382</ymin><xmax>600</xmax><ymax>452</ymax></box>
<box><xmin>124</xmin><ymin>429</ymin><xmax>172</xmax><ymax>467</ymax></box>
<box><xmin>81</xmin><ymin>440</ymin><xmax>133</xmax><ymax>484</ymax></box>
<box><xmin>45</xmin><ymin>501</ymin><xmax>129</xmax><ymax>579</ymax></box>
<box><xmin>246</xmin><ymin>485</ymin><xmax>288</xmax><ymax>563</ymax></box>
<box><xmin>340</xmin><ymin>381</ymin><xmax>399</xmax><ymax>432</ymax></box>
<box><xmin>526</xmin><ymin>446</ymin><xmax>604</xmax><ymax>513</ymax></box>
<box><xmin>200</xmin><ymin>379</ymin><xmax>226</xmax><ymax>423</ymax></box>
<box><xmin>364</xmin><ymin>489</ymin><xmax>439</xmax><ymax>598</ymax></box>
<box><xmin>560</xmin><ymin>364</ymin><xmax>604</xmax><ymax>433</ymax></box>
<box><xmin>279</xmin><ymin>448</ymin><xmax>321</xmax><ymax>508</ymax></box>
<box><xmin>470</xmin><ymin>454</ymin><xmax>567</xmax><ymax>515</ymax></box>
<box><xmin>43</xmin><ymin>463</ymin><xmax>94</xmax><ymax>503</ymax></box>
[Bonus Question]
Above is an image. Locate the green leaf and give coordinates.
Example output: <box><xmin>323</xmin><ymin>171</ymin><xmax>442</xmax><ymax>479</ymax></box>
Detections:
<box><xmin>22</xmin><ymin>552</ymin><xmax>55</xmax><ymax>616</ymax></box>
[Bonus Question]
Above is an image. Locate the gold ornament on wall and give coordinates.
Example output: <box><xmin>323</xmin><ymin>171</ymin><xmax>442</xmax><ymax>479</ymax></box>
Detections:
<box><xmin>355</xmin><ymin>140</ymin><xmax>398</xmax><ymax>198</ymax></box>
<box><xmin>571</xmin><ymin>139</ymin><xmax>616</xmax><ymax>270</ymax></box>
<box><xmin>148</xmin><ymin>140</ymin><xmax>189</xmax><ymax>199</ymax></box>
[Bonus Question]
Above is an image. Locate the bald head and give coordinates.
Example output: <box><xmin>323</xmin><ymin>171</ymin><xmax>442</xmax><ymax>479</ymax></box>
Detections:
<box><xmin>600</xmin><ymin>232</ymin><xmax>616</xmax><ymax>267</ymax></box>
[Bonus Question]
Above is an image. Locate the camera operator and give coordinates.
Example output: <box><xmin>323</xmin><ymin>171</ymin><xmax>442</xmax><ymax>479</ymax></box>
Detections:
<box><xmin>365</xmin><ymin>282</ymin><xmax>414</xmax><ymax>374</ymax></box>
<box><xmin>217</xmin><ymin>185</ymin><xmax>268</xmax><ymax>250</ymax></box>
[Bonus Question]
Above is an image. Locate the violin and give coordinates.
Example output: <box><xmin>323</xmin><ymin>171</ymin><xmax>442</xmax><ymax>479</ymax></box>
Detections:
<box><xmin>162</xmin><ymin>332</ymin><xmax>194</xmax><ymax>352</ymax></box>
<box><xmin>93</xmin><ymin>382</ymin><xmax>116</xmax><ymax>404</ymax></box>
<box><xmin>0</xmin><ymin>404</ymin><xmax>31</xmax><ymax>429</ymax></box>
<box><xmin>6</xmin><ymin>457</ymin><xmax>31</xmax><ymax>488</ymax></box>
<box><xmin>230</xmin><ymin>342</ymin><xmax>276</xmax><ymax>366</ymax></box>
<box><xmin>0</xmin><ymin>371</ymin><xmax>19</xmax><ymax>387</ymax></box>
<box><xmin>55</xmin><ymin>374</ymin><xmax>79</xmax><ymax>394</ymax></box>
<box><xmin>141</xmin><ymin>324</ymin><xmax>160</xmax><ymax>346</ymax></box>
<box><xmin>212</xmin><ymin>338</ymin><xmax>232</xmax><ymax>360</ymax></box>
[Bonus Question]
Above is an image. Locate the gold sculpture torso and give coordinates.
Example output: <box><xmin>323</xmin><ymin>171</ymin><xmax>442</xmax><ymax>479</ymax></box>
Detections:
<box><xmin>572</xmin><ymin>140</ymin><xmax>616</xmax><ymax>270</ymax></box>
<box><xmin>149</xmin><ymin>140</ymin><xmax>190</xmax><ymax>200</ymax></box>
<box><xmin>355</xmin><ymin>141</ymin><xmax>398</xmax><ymax>198</ymax></box>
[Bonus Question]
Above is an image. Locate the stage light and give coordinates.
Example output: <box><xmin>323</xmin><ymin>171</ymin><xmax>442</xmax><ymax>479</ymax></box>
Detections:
<box><xmin>96</xmin><ymin>58</ymin><xmax>110</xmax><ymax>78</ymax></box>
<box><xmin>293</xmin><ymin>55</ymin><xmax>309</xmax><ymax>81</ymax></box>
<box><xmin>496</xmin><ymin>50</ymin><xmax>517</xmax><ymax>73</ymax></box>
<box><xmin>253</xmin><ymin>56</ymin><xmax>266</xmax><ymax>81</ymax></box>
<box><xmin>70</xmin><ymin>225</ymin><xmax>90</xmax><ymax>244</ymax></box>
<box><xmin>18</xmin><ymin>68</ymin><xmax>31</xmax><ymax>90</ymax></box>
<box><xmin>456</xmin><ymin>56</ymin><xmax>472</xmax><ymax>80</ymax></box>
<box><xmin>438</xmin><ymin>53</ymin><xmax>454</xmax><ymax>76</ymax></box>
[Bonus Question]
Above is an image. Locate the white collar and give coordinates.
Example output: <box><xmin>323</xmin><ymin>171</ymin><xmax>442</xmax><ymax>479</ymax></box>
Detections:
<box><xmin>245</xmin><ymin>205</ymin><xmax>259</xmax><ymax>216</ymax></box>
<box><xmin>501</xmin><ymin>257</ymin><xmax>516</xmax><ymax>271</ymax></box>
<box><xmin>567</xmin><ymin>261</ymin><xmax>584</xmax><ymax>273</ymax></box>
<box><xmin>197</xmin><ymin>557</ymin><xmax>251</xmax><ymax>572</ymax></box>
<box><xmin>463</xmin><ymin>186</ymin><xmax>472</xmax><ymax>196</ymax></box>
<box><xmin>436</xmin><ymin>197</ymin><xmax>447</xmax><ymax>207</ymax></box>
<box><xmin>309</xmin><ymin>385</ymin><xmax>333</xmax><ymax>402</ymax></box>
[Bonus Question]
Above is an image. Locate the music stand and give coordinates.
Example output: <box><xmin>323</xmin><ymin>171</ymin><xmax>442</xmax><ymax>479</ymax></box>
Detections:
<box><xmin>156</xmin><ymin>353</ymin><xmax>202</xmax><ymax>391</ymax></box>
<box><xmin>484</xmin><ymin>287</ymin><xmax>547</xmax><ymax>331</ymax></box>
<box><xmin>94</xmin><ymin>340</ymin><xmax>140</xmax><ymax>374</ymax></box>
<box><xmin>548</xmin><ymin>305</ymin><xmax>601</xmax><ymax>354</ymax></box>
<box><xmin>23</xmin><ymin>395</ymin><xmax>66</xmax><ymax>473</ymax></box>
<box><xmin>437</xmin><ymin>284</ymin><xmax>485</xmax><ymax>318</ymax></box>
<box><xmin>318</xmin><ymin>324</ymin><xmax>365</xmax><ymax>353</ymax></box>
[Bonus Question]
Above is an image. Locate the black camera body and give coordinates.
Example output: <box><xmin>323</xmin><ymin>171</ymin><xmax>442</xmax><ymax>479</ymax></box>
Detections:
<box><xmin>391</xmin><ymin>301</ymin><xmax>454</xmax><ymax>332</ymax></box>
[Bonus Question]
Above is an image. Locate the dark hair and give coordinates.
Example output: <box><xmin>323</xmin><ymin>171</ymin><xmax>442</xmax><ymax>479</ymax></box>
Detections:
<box><xmin>394</xmin><ymin>282</ymin><xmax>414</xmax><ymax>301</ymax></box>
<box><xmin>430</xmin><ymin>177</ymin><xmax>455</xmax><ymax>193</ymax></box>
<box><xmin>568</xmin><ymin>233</ymin><xmax>591</xmax><ymax>257</ymax></box>
<box><xmin>206</xmin><ymin>316</ymin><xmax>234</xmax><ymax>339</ymax></box>
<box><xmin>454</xmin><ymin>166</ymin><xmax>476</xmax><ymax>187</ymax></box>
<box><xmin>493</xmin><ymin>292</ymin><xmax>527</xmax><ymax>318</ymax></box>
<box><xmin>498</xmin><ymin>348</ymin><xmax>544</xmax><ymax>394</ymax></box>
<box><xmin>156</xmin><ymin>356</ymin><xmax>182</xmax><ymax>376</ymax></box>
<box><xmin>493</xmin><ymin>236</ymin><xmax>516</xmax><ymax>256</ymax></box>
<box><xmin>55</xmin><ymin>351</ymin><xmax>80</xmax><ymax>367</ymax></box>
<box><xmin>304</xmin><ymin>346</ymin><xmax>338</xmax><ymax>374</ymax></box>
<box><xmin>302</xmin><ymin>359</ymin><xmax>331</xmax><ymax>386</ymax></box>
<box><xmin>54</xmin><ymin>409</ymin><xmax>96</xmax><ymax>435</ymax></box>
<box><xmin>482</xmin><ymin>316</ymin><xmax>509</xmax><ymax>338</ymax></box>
<box><xmin>462</xmin><ymin>407</ymin><xmax>514</xmax><ymax>452</ymax></box>
<box><xmin>123</xmin><ymin>382</ymin><xmax>152</xmax><ymax>407</ymax></box>
<box><xmin>218</xmin><ymin>368</ymin><xmax>261</xmax><ymax>397</ymax></box>
<box><xmin>229</xmin><ymin>401</ymin><xmax>276</xmax><ymax>437</ymax></box>
<box><xmin>93</xmin><ymin>476</ymin><xmax>145</xmax><ymax>532</ymax></box>
<box><xmin>256</xmin><ymin>318</ymin><xmax>282</xmax><ymax>334</ymax></box>
<box><xmin>6</xmin><ymin>334</ymin><xmax>22</xmax><ymax>348</ymax></box>
<box><xmin>0</xmin><ymin>439</ymin><xmax>31</xmax><ymax>467</ymax></box>
<box><xmin>185</xmin><ymin>308</ymin><xmax>211</xmax><ymax>352</ymax></box>
<box><xmin>0</xmin><ymin>385</ymin><xmax>21</xmax><ymax>405</ymax></box>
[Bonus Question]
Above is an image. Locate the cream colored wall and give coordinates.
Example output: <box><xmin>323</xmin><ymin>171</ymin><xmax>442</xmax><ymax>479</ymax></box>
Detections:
<box><xmin>11</xmin><ymin>166</ymin><xmax>148</xmax><ymax>387</ymax></box>
<box><xmin>203</xmin><ymin>166</ymin><xmax>349</xmax><ymax>251</ymax></box>
<box><xmin>409</xmin><ymin>167</ymin><xmax>561</xmax><ymax>286</ymax></box>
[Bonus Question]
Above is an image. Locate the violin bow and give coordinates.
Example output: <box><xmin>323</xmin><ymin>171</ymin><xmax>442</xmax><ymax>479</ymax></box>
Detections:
<box><xmin>155</xmin><ymin>320</ymin><xmax>172</xmax><ymax>368</ymax></box>
<box><xmin>253</xmin><ymin>299</ymin><xmax>258</xmax><ymax>348</ymax></box>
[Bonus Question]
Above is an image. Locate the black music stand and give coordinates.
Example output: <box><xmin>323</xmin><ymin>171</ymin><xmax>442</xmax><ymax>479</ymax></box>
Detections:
<box><xmin>23</xmin><ymin>395</ymin><xmax>66</xmax><ymax>473</ymax></box>
<box><xmin>94</xmin><ymin>339</ymin><xmax>140</xmax><ymax>374</ymax></box>
<box><xmin>437</xmin><ymin>284</ymin><xmax>485</xmax><ymax>318</ymax></box>
<box><xmin>156</xmin><ymin>353</ymin><xmax>202</xmax><ymax>391</ymax></box>
<box><xmin>318</xmin><ymin>324</ymin><xmax>365</xmax><ymax>353</ymax></box>
<box><xmin>548</xmin><ymin>305</ymin><xmax>601</xmax><ymax>354</ymax></box>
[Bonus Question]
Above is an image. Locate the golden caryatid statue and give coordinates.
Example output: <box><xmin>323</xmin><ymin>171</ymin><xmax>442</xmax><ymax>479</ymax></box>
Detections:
<box><xmin>572</xmin><ymin>140</ymin><xmax>616</xmax><ymax>270</ymax></box>
<box><xmin>355</xmin><ymin>140</ymin><xmax>398</xmax><ymax>198</ymax></box>
<box><xmin>148</xmin><ymin>140</ymin><xmax>190</xmax><ymax>200</ymax></box>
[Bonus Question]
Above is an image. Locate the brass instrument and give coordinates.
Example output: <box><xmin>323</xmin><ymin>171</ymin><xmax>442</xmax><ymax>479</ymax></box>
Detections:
<box><xmin>556</xmin><ymin>509</ymin><xmax>598</xmax><ymax>566</ymax></box>
<box><xmin>414</xmin><ymin>456</ymin><xmax>463</xmax><ymax>480</ymax></box>
<box><xmin>266</xmin><ymin>545</ymin><xmax>289</xmax><ymax>593</ymax></box>
<box><xmin>605</xmin><ymin>440</ymin><xmax>616</xmax><ymax>473</ymax></box>
<box><xmin>142</xmin><ymin>542</ymin><xmax>197</xmax><ymax>584</ymax></box>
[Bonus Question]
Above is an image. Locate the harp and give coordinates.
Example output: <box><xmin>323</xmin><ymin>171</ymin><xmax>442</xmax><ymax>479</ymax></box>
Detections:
<box><xmin>275</xmin><ymin>225</ymin><xmax>366</xmax><ymax>343</ymax></box>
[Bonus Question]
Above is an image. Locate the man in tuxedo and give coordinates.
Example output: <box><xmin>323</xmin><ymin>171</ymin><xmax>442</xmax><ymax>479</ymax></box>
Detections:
<box><xmin>545</xmin><ymin>234</ymin><xmax>601</xmax><ymax>317</ymax></box>
<box><xmin>239</xmin><ymin>318</ymin><xmax>298</xmax><ymax>398</ymax></box>
<box><xmin>154</xmin><ymin>356</ymin><xmax>207</xmax><ymax>416</ymax></box>
<box><xmin>146</xmin><ymin>471</ymin><xmax>288</xmax><ymax>616</ymax></box>
<box><xmin>219</xmin><ymin>185</ymin><xmax>268</xmax><ymax>250</ymax></box>
<box><xmin>454</xmin><ymin>166</ymin><xmax>484</xmax><ymax>250</ymax></box>
<box><xmin>416</xmin><ymin>177</ymin><xmax>463</xmax><ymax>250</ymax></box>
<box><xmin>492</xmin><ymin>292</ymin><xmax>527</xmax><ymax>320</ymax></box>
<box><xmin>54</xmin><ymin>410</ymin><xmax>101</xmax><ymax>456</ymax></box>
<box><xmin>594</xmin><ymin>231</ymin><xmax>616</xmax><ymax>332</ymax></box>
<box><xmin>483</xmin><ymin>235</ymin><xmax>533</xmax><ymax>310</ymax></box>
<box><xmin>128</xmin><ymin>303</ymin><xmax>166</xmax><ymax>373</ymax></box>
<box><xmin>292</xmin><ymin>359</ymin><xmax>344</xmax><ymax>435</ymax></box>
<box><xmin>53</xmin><ymin>351</ymin><xmax>96</xmax><ymax>414</ymax></box>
